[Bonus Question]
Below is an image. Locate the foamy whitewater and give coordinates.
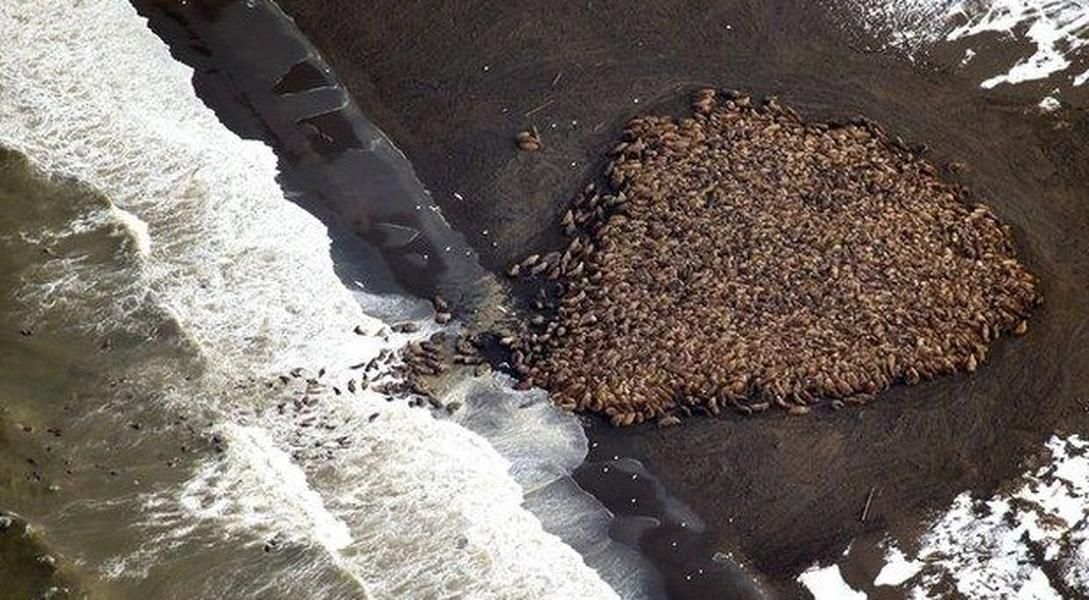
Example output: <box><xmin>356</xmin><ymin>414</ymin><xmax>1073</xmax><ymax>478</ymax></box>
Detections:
<box><xmin>831</xmin><ymin>0</ymin><xmax>1089</xmax><ymax>92</ymax></box>
<box><xmin>0</xmin><ymin>1</ymin><xmax>624</xmax><ymax>597</ymax></box>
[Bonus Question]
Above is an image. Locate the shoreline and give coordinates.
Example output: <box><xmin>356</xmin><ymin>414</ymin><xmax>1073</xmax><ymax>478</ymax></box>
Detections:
<box><xmin>2</xmin><ymin>1</ymin><xmax>644</xmax><ymax>597</ymax></box>
<box><xmin>272</xmin><ymin>0</ymin><xmax>1089</xmax><ymax>596</ymax></box>
<box><xmin>133</xmin><ymin>0</ymin><xmax>488</xmax><ymax>306</ymax></box>
<box><xmin>131</xmin><ymin>1</ymin><xmax>748</xmax><ymax>597</ymax></box>
<box><xmin>7</xmin><ymin>0</ymin><xmax>1078</xmax><ymax>597</ymax></box>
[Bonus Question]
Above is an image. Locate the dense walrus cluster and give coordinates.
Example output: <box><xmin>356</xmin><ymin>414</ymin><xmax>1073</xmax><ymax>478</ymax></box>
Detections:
<box><xmin>505</xmin><ymin>89</ymin><xmax>1040</xmax><ymax>426</ymax></box>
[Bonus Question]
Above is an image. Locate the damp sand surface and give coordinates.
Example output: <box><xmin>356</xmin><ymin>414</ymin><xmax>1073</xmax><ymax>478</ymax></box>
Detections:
<box><xmin>129</xmin><ymin>2</ymin><xmax>763</xmax><ymax>597</ymax></box>
<box><xmin>273</xmin><ymin>0</ymin><xmax>1089</xmax><ymax>597</ymax></box>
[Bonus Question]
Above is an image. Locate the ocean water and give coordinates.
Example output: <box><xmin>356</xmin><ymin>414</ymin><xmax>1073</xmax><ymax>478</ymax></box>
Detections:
<box><xmin>0</xmin><ymin>1</ymin><xmax>648</xmax><ymax>597</ymax></box>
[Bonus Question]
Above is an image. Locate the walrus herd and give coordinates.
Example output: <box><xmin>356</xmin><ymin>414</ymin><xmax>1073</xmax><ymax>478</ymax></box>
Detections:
<box><xmin>503</xmin><ymin>89</ymin><xmax>1041</xmax><ymax>427</ymax></box>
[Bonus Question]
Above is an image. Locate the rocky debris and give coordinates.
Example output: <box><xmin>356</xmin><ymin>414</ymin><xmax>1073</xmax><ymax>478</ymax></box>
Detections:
<box><xmin>502</xmin><ymin>88</ymin><xmax>1040</xmax><ymax>427</ymax></box>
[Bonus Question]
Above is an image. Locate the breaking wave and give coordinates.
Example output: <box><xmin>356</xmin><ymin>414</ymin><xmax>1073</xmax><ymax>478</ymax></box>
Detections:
<box><xmin>0</xmin><ymin>0</ymin><xmax>641</xmax><ymax>597</ymax></box>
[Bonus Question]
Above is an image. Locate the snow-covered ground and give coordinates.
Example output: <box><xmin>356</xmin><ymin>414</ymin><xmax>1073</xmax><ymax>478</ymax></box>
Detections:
<box><xmin>801</xmin><ymin>435</ymin><xmax>1089</xmax><ymax>599</ymax></box>
<box><xmin>829</xmin><ymin>0</ymin><xmax>1089</xmax><ymax>100</ymax></box>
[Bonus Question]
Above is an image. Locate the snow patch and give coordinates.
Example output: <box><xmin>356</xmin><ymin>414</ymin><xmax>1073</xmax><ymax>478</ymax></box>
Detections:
<box><xmin>874</xmin><ymin>435</ymin><xmax>1089</xmax><ymax>598</ymax></box>
<box><xmin>799</xmin><ymin>564</ymin><xmax>866</xmax><ymax>600</ymax></box>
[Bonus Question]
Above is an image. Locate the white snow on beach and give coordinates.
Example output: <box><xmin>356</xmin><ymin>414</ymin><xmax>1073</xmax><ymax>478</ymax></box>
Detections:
<box><xmin>831</xmin><ymin>0</ymin><xmax>1089</xmax><ymax>91</ymax></box>
<box><xmin>799</xmin><ymin>563</ymin><xmax>866</xmax><ymax>599</ymax></box>
<box><xmin>801</xmin><ymin>434</ymin><xmax>1089</xmax><ymax>598</ymax></box>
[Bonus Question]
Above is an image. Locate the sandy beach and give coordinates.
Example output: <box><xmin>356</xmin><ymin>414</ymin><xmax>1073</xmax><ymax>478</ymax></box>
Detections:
<box><xmin>270</xmin><ymin>0</ymin><xmax>1089</xmax><ymax>596</ymax></box>
<box><xmin>3</xmin><ymin>0</ymin><xmax>1089</xmax><ymax>598</ymax></box>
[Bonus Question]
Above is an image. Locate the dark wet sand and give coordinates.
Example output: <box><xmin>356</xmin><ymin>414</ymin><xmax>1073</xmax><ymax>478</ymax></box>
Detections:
<box><xmin>134</xmin><ymin>3</ymin><xmax>758</xmax><ymax>596</ymax></box>
<box><xmin>137</xmin><ymin>0</ymin><xmax>489</xmax><ymax>305</ymax></box>
<box><xmin>271</xmin><ymin>1</ymin><xmax>1089</xmax><ymax>597</ymax></box>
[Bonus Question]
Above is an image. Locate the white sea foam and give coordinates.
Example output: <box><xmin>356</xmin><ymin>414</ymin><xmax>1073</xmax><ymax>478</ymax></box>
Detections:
<box><xmin>0</xmin><ymin>1</ymin><xmax>619</xmax><ymax>598</ymax></box>
<box><xmin>831</xmin><ymin>0</ymin><xmax>1089</xmax><ymax>91</ymax></box>
<box><xmin>107</xmin><ymin>205</ymin><xmax>152</xmax><ymax>258</ymax></box>
<box><xmin>446</xmin><ymin>374</ymin><xmax>657</xmax><ymax>597</ymax></box>
<box><xmin>178</xmin><ymin>425</ymin><xmax>353</xmax><ymax>554</ymax></box>
<box><xmin>446</xmin><ymin>374</ymin><xmax>588</xmax><ymax>491</ymax></box>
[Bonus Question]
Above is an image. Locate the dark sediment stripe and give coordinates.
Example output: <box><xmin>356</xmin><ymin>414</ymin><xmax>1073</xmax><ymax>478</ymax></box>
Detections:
<box><xmin>273</xmin><ymin>61</ymin><xmax>335</xmax><ymax>95</ymax></box>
